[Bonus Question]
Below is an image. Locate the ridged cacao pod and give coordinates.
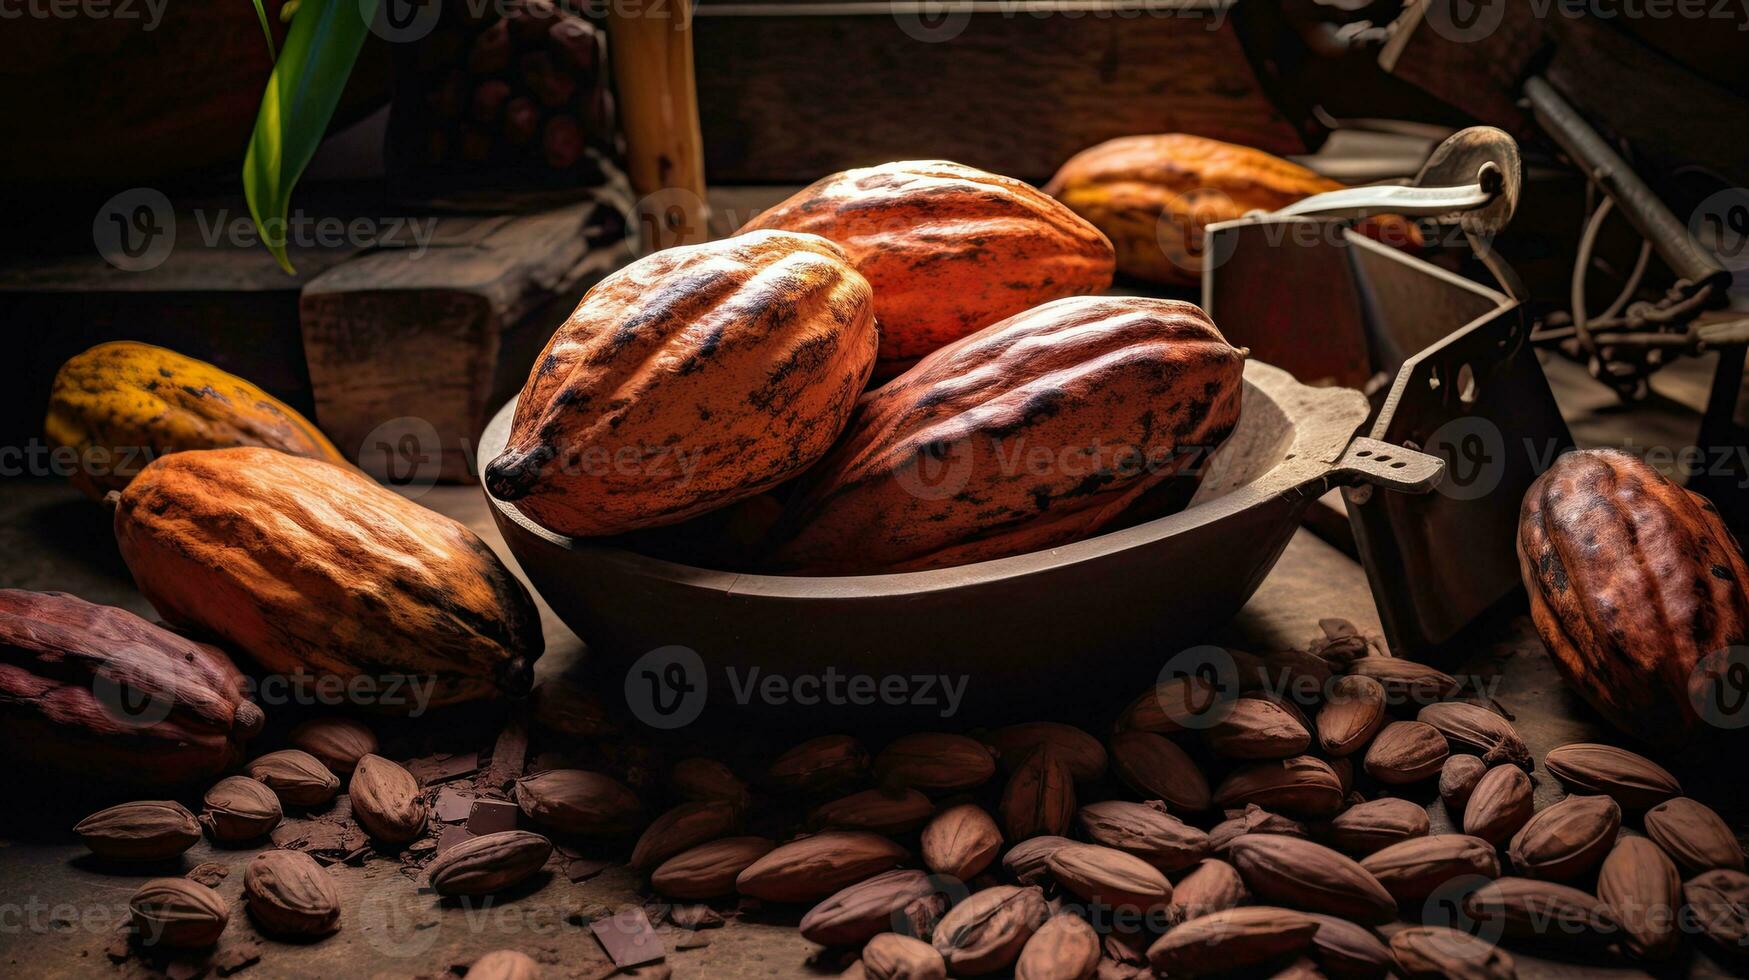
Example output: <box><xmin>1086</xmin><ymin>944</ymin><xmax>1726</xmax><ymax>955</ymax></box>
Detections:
<box><xmin>113</xmin><ymin>448</ymin><xmax>542</xmax><ymax>711</ymax></box>
<box><xmin>44</xmin><ymin>340</ymin><xmax>346</xmax><ymax>498</ymax></box>
<box><xmin>0</xmin><ymin>589</ymin><xmax>263</xmax><ymax>790</ymax></box>
<box><xmin>740</xmin><ymin>160</ymin><xmax>1115</xmax><ymax>373</ymax></box>
<box><xmin>485</xmin><ymin>230</ymin><xmax>877</xmax><ymax>537</ymax></box>
<box><xmin>772</xmin><ymin>296</ymin><xmax>1245</xmax><ymax>573</ymax></box>
<box><xmin>1044</xmin><ymin>134</ymin><xmax>1421</xmax><ymax>287</ymax></box>
<box><xmin>1517</xmin><ymin>449</ymin><xmax>1749</xmax><ymax>746</ymax></box>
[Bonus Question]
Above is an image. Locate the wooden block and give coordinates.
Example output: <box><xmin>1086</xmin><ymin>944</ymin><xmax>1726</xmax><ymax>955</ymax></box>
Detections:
<box><xmin>692</xmin><ymin>0</ymin><xmax>1303</xmax><ymax>183</ymax></box>
<box><xmin>1377</xmin><ymin>0</ymin><xmax>1547</xmax><ymax>135</ymax></box>
<box><xmin>1542</xmin><ymin>15</ymin><xmax>1749</xmax><ymax>188</ymax></box>
<box><xmin>299</xmin><ymin>198</ymin><xmax>631</xmax><ymax>484</ymax></box>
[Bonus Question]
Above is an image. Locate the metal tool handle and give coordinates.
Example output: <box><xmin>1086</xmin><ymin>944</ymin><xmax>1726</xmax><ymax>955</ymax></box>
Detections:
<box><xmin>1272</xmin><ymin>181</ymin><xmax>1495</xmax><ymax>222</ymax></box>
<box><xmin>1326</xmin><ymin>437</ymin><xmax>1445</xmax><ymax>495</ymax></box>
<box><xmin>1525</xmin><ymin>76</ymin><xmax>1730</xmax><ymax>297</ymax></box>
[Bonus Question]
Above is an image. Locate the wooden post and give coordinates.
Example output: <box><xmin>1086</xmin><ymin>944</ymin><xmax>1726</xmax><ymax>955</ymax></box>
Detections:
<box><xmin>607</xmin><ymin>1</ymin><xmax>712</xmax><ymax>249</ymax></box>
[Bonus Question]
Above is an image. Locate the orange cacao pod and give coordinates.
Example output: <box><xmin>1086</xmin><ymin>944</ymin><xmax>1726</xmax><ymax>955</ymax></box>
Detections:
<box><xmin>486</xmin><ymin>230</ymin><xmax>877</xmax><ymax>537</ymax></box>
<box><xmin>1517</xmin><ymin>449</ymin><xmax>1749</xmax><ymax>746</ymax></box>
<box><xmin>771</xmin><ymin>295</ymin><xmax>1244</xmax><ymax>573</ymax></box>
<box><xmin>0</xmin><ymin>589</ymin><xmax>263</xmax><ymax>789</ymax></box>
<box><xmin>113</xmin><ymin>448</ymin><xmax>542</xmax><ymax>710</ymax></box>
<box><xmin>739</xmin><ymin>160</ymin><xmax>1115</xmax><ymax>373</ymax></box>
<box><xmin>1045</xmin><ymin>134</ymin><xmax>1422</xmax><ymax>286</ymax></box>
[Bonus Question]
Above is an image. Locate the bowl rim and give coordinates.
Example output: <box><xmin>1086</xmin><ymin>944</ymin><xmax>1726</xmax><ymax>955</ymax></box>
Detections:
<box><xmin>478</xmin><ymin>359</ymin><xmax>1368</xmax><ymax>597</ymax></box>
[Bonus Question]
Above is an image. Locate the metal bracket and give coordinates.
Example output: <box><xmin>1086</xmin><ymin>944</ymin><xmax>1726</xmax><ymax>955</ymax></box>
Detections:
<box><xmin>1329</xmin><ymin>437</ymin><xmax>1446</xmax><ymax>494</ymax></box>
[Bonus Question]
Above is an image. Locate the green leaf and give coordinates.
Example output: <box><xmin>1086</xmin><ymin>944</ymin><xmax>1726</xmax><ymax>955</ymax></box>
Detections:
<box><xmin>242</xmin><ymin>0</ymin><xmax>378</xmax><ymax>274</ymax></box>
<box><xmin>247</xmin><ymin>0</ymin><xmax>277</xmax><ymax>60</ymax></box>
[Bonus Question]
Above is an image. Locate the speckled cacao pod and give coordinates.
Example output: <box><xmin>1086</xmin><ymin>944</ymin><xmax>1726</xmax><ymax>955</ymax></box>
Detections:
<box><xmin>771</xmin><ymin>296</ymin><xmax>1245</xmax><ymax>573</ymax></box>
<box><xmin>44</xmin><ymin>340</ymin><xmax>346</xmax><ymax>498</ymax></box>
<box><xmin>485</xmin><ymin>230</ymin><xmax>877</xmax><ymax>537</ymax></box>
<box><xmin>1517</xmin><ymin>449</ymin><xmax>1749</xmax><ymax>746</ymax></box>
<box><xmin>0</xmin><ymin>589</ymin><xmax>262</xmax><ymax>790</ymax></box>
<box><xmin>740</xmin><ymin>160</ymin><xmax>1115</xmax><ymax>373</ymax></box>
<box><xmin>113</xmin><ymin>448</ymin><xmax>542</xmax><ymax>711</ymax></box>
<box><xmin>1044</xmin><ymin>134</ymin><xmax>1421</xmax><ymax>287</ymax></box>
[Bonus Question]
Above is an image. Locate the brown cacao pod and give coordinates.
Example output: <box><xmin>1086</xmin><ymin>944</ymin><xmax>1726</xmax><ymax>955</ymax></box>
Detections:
<box><xmin>1044</xmin><ymin>134</ymin><xmax>1421</xmax><ymax>287</ymax></box>
<box><xmin>772</xmin><ymin>296</ymin><xmax>1245</xmax><ymax>573</ymax></box>
<box><xmin>485</xmin><ymin>230</ymin><xmax>877</xmax><ymax>537</ymax></box>
<box><xmin>0</xmin><ymin>589</ymin><xmax>263</xmax><ymax>790</ymax></box>
<box><xmin>740</xmin><ymin>160</ymin><xmax>1115</xmax><ymax>372</ymax></box>
<box><xmin>45</xmin><ymin>340</ymin><xmax>346</xmax><ymax>499</ymax></box>
<box><xmin>113</xmin><ymin>447</ymin><xmax>542</xmax><ymax>711</ymax></box>
<box><xmin>1517</xmin><ymin>449</ymin><xmax>1749</xmax><ymax>746</ymax></box>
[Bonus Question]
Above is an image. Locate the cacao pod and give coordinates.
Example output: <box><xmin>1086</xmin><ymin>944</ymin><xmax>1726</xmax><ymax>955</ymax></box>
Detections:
<box><xmin>0</xmin><ymin>589</ymin><xmax>262</xmax><ymax>790</ymax></box>
<box><xmin>1044</xmin><ymin>134</ymin><xmax>1421</xmax><ymax>287</ymax></box>
<box><xmin>772</xmin><ymin>296</ymin><xmax>1245</xmax><ymax>573</ymax></box>
<box><xmin>113</xmin><ymin>447</ymin><xmax>542</xmax><ymax>711</ymax></box>
<box><xmin>740</xmin><ymin>159</ymin><xmax>1115</xmax><ymax>372</ymax></box>
<box><xmin>45</xmin><ymin>340</ymin><xmax>345</xmax><ymax>498</ymax></box>
<box><xmin>1517</xmin><ymin>449</ymin><xmax>1749</xmax><ymax>746</ymax></box>
<box><xmin>485</xmin><ymin>230</ymin><xmax>877</xmax><ymax>537</ymax></box>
